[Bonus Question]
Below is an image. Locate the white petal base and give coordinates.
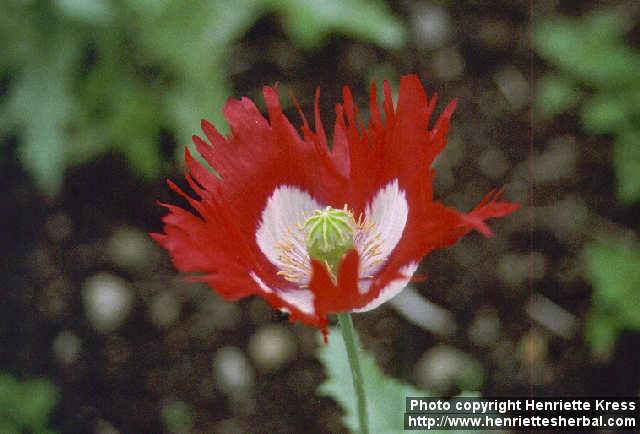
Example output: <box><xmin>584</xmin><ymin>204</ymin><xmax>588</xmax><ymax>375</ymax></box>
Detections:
<box><xmin>250</xmin><ymin>272</ymin><xmax>315</xmax><ymax>316</ymax></box>
<box><xmin>352</xmin><ymin>262</ymin><xmax>419</xmax><ymax>312</ymax></box>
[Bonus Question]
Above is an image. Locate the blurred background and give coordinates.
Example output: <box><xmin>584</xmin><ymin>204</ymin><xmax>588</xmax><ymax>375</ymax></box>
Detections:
<box><xmin>1</xmin><ymin>0</ymin><xmax>639</xmax><ymax>432</ymax></box>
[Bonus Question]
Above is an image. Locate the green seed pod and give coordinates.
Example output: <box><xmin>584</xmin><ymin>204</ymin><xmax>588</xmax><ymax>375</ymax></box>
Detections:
<box><xmin>304</xmin><ymin>206</ymin><xmax>355</xmax><ymax>274</ymax></box>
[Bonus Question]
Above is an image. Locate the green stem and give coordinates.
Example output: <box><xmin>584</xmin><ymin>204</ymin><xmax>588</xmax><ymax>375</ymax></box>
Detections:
<box><xmin>337</xmin><ymin>312</ymin><xmax>369</xmax><ymax>434</ymax></box>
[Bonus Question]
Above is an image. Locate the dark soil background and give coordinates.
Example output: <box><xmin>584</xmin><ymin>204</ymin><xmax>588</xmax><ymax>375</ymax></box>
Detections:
<box><xmin>2</xmin><ymin>0</ymin><xmax>639</xmax><ymax>433</ymax></box>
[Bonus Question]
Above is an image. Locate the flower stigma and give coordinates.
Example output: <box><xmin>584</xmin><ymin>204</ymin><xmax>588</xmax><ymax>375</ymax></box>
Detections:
<box><xmin>303</xmin><ymin>206</ymin><xmax>356</xmax><ymax>275</ymax></box>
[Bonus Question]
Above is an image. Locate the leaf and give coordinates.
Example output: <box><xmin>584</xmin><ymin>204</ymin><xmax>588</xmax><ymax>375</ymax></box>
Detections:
<box><xmin>612</xmin><ymin>130</ymin><xmax>640</xmax><ymax>204</ymax></box>
<box><xmin>3</xmin><ymin>30</ymin><xmax>81</xmax><ymax>196</ymax></box>
<box><xmin>534</xmin><ymin>9</ymin><xmax>640</xmax><ymax>206</ymax></box>
<box><xmin>0</xmin><ymin>4</ymin><xmax>33</xmax><ymax>71</ymax></box>
<box><xmin>536</xmin><ymin>74</ymin><xmax>581</xmax><ymax>118</ymax></box>
<box><xmin>3</xmin><ymin>0</ymin><xmax>409</xmax><ymax>196</ymax></box>
<box><xmin>54</xmin><ymin>0</ymin><xmax>115</xmax><ymax>24</ymax></box>
<box><xmin>275</xmin><ymin>0</ymin><xmax>406</xmax><ymax>49</ymax></box>
<box><xmin>584</xmin><ymin>240</ymin><xmax>640</xmax><ymax>355</ymax></box>
<box><xmin>109</xmin><ymin>81</ymin><xmax>164</xmax><ymax>178</ymax></box>
<box><xmin>134</xmin><ymin>0</ymin><xmax>259</xmax><ymax>145</ymax></box>
<box><xmin>317</xmin><ymin>326</ymin><xmax>478</xmax><ymax>434</ymax></box>
<box><xmin>166</xmin><ymin>66</ymin><xmax>230</xmax><ymax>152</ymax></box>
<box><xmin>135</xmin><ymin>0</ymin><xmax>264</xmax><ymax>71</ymax></box>
<box><xmin>534</xmin><ymin>11</ymin><xmax>640</xmax><ymax>89</ymax></box>
<box><xmin>0</xmin><ymin>373</ymin><xmax>59</xmax><ymax>433</ymax></box>
<box><xmin>584</xmin><ymin>311</ymin><xmax>617</xmax><ymax>360</ymax></box>
<box><xmin>122</xmin><ymin>0</ymin><xmax>172</xmax><ymax>17</ymax></box>
<box><xmin>580</xmin><ymin>93</ymin><xmax>628</xmax><ymax>135</ymax></box>
<box><xmin>161</xmin><ymin>400</ymin><xmax>194</xmax><ymax>433</ymax></box>
<box><xmin>17</xmin><ymin>378</ymin><xmax>59</xmax><ymax>432</ymax></box>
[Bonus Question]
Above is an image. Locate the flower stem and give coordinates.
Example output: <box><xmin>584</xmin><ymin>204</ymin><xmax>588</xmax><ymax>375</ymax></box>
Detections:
<box><xmin>337</xmin><ymin>312</ymin><xmax>369</xmax><ymax>434</ymax></box>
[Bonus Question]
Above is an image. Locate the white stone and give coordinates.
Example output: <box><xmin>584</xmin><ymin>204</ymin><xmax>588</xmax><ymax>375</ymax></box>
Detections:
<box><xmin>414</xmin><ymin>345</ymin><xmax>482</xmax><ymax>393</ymax></box>
<box><xmin>478</xmin><ymin>147</ymin><xmax>509</xmax><ymax>179</ymax></box>
<box><xmin>82</xmin><ymin>273</ymin><xmax>134</xmax><ymax>333</ymax></box>
<box><xmin>432</xmin><ymin>47</ymin><xmax>464</xmax><ymax>80</ymax></box>
<box><xmin>468</xmin><ymin>308</ymin><xmax>501</xmax><ymax>347</ymax></box>
<box><xmin>526</xmin><ymin>294</ymin><xmax>577</xmax><ymax>339</ymax></box>
<box><xmin>107</xmin><ymin>226</ymin><xmax>157</xmax><ymax>272</ymax></box>
<box><xmin>52</xmin><ymin>330</ymin><xmax>81</xmax><ymax>365</ymax></box>
<box><xmin>389</xmin><ymin>286</ymin><xmax>456</xmax><ymax>336</ymax></box>
<box><xmin>149</xmin><ymin>291</ymin><xmax>182</xmax><ymax>328</ymax></box>
<box><xmin>498</xmin><ymin>252</ymin><xmax>547</xmax><ymax>287</ymax></box>
<box><xmin>411</xmin><ymin>3</ymin><xmax>451</xmax><ymax>49</ymax></box>
<box><xmin>248</xmin><ymin>325</ymin><xmax>297</xmax><ymax>372</ymax></box>
<box><xmin>212</xmin><ymin>346</ymin><xmax>255</xmax><ymax>396</ymax></box>
<box><xmin>494</xmin><ymin>66</ymin><xmax>529</xmax><ymax>110</ymax></box>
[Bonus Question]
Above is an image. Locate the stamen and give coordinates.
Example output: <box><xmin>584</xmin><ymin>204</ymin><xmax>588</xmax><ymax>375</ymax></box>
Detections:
<box><xmin>274</xmin><ymin>203</ymin><xmax>387</xmax><ymax>286</ymax></box>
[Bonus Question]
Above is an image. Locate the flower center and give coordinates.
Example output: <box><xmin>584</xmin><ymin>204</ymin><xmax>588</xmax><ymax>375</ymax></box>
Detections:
<box><xmin>303</xmin><ymin>206</ymin><xmax>355</xmax><ymax>274</ymax></box>
<box><xmin>273</xmin><ymin>200</ymin><xmax>386</xmax><ymax>287</ymax></box>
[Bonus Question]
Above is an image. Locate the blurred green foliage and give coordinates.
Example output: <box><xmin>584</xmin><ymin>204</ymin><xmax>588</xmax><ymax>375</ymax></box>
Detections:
<box><xmin>0</xmin><ymin>372</ymin><xmax>59</xmax><ymax>434</ymax></box>
<box><xmin>317</xmin><ymin>327</ymin><xmax>478</xmax><ymax>434</ymax></box>
<box><xmin>534</xmin><ymin>10</ymin><xmax>640</xmax><ymax>203</ymax></box>
<box><xmin>0</xmin><ymin>0</ymin><xmax>405</xmax><ymax>196</ymax></box>
<box><xmin>535</xmin><ymin>9</ymin><xmax>640</xmax><ymax>358</ymax></box>
<box><xmin>161</xmin><ymin>400</ymin><xmax>194</xmax><ymax>433</ymax></box>
<box><xmin>583</xmin><ymin>241</ymin><xmax>640</xmax><ymax>359</ymax></box>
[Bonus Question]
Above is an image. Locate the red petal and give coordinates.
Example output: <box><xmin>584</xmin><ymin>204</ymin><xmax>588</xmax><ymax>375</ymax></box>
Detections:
<box><xmin>153</xmin><ymin>85</ymin><xmax>352</xmax><ymax>328</ymax></box>
<box><xmin>154</xmin><ymin>75</ymin><xmax>519</xmax><ymax>331</ymax></box>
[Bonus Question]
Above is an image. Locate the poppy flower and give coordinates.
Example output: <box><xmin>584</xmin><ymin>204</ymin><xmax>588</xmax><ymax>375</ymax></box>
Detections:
<box><xmin>151</xmin><ymin>75</ymin><xmax>518</xmax><ymax>337</ymax></box>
